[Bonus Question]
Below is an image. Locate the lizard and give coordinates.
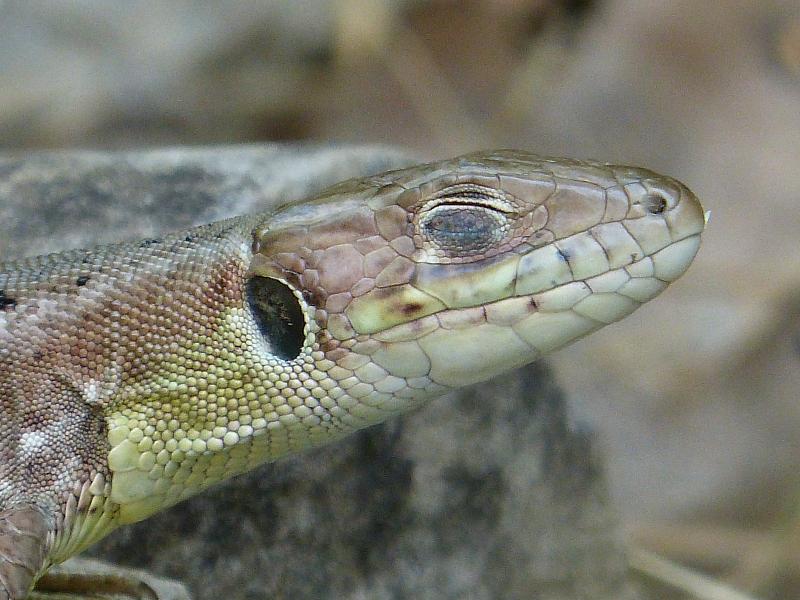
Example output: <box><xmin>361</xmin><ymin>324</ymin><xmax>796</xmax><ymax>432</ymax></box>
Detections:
<box><xmin>0</xmin><ymin>149</ymin><xmax>706</xmax><ymax>599</ymax></box>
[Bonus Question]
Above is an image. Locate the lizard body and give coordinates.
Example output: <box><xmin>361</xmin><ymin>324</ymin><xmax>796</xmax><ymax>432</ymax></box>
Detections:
<box><xmin>0</xmin><ymin>150</ymin><xmax>705</xmax><ymax>599</ymax></box>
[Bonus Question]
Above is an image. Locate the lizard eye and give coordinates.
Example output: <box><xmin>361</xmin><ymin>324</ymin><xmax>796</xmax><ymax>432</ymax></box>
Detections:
<box><xmin>246</xmin><ymin>276</ymin><xmax>306</xmax><ymax>360</ymax></box>
<box><xmin>417</xmin><ymin>185</ymin><xmax>513</xmax><ymax>260</ymax></box>
<box><xmin>420</xmin><ymin>203</ymin><xmax>507</xmax><ymax>255</ymax></box>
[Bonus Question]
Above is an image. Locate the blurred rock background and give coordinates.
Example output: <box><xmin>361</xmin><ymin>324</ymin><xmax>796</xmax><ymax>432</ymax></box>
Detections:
<box><xmin>1</xmin><ymin>0</ymin><xmax>798</xmax><ymax>598</ymax></box>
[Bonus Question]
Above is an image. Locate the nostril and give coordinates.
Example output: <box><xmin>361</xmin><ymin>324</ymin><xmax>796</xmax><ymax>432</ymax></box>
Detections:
<box><xmin>644</xmin><ymin>194</ymin><xmax>668</xmax><ymax>215</ymax></box>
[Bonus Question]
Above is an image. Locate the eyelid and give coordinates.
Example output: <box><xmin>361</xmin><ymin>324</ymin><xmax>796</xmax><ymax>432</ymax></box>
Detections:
<box><xmin>420</xmin><ymin>185</ymin><xmax>516</xmax><ymax>214</ymax></box>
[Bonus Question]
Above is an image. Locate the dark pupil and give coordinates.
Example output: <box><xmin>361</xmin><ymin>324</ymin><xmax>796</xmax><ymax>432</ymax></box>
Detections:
<box><xmin>246</xmin><ymin>276</ymin><xmax>305</xmax><ymax>360</ymax></box>
<box><xmin>424</xmin><ymin>206</ymin><xmax>497</xmax><ymax>252</ymax></box>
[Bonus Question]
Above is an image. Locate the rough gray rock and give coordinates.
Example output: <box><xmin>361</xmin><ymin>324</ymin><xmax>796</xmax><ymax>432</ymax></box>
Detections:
<box><xmin>0</xmin><ymin>144</ymin><xmax>412</xmax><ymax>258</ymax></box>
<box><xmin>1</xmin><ymin>144</ymin><xmax>638</xmax><ymax>600</ymax></box>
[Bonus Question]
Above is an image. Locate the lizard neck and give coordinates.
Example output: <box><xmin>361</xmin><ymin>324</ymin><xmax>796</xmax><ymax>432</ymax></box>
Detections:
<box><xmin>104</xmin><ymin>302</ymin><xmax>437</xmax><ymax>525</ymax></box>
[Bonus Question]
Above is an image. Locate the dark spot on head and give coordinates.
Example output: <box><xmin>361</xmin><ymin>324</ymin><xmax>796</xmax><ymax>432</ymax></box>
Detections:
<box><xmin>76</xmin><ymin>275</ymin><xmax>90</xmax><ymax>286</ymax></box>
<box><xmin>301</xmin><ymin>288</ymin><xmax>326</xmax><ymax>309</ymax></box>
<box><xmin>644</xmin><ymin>194</ymin><xmax>668</xmax><ymax>214</ymax></box>
<box><xmin>401</xmin><ymin>302</ymin><xmax>423</xmax><ymax>315</ymax></box>
<box><xmin>0</xmin><ymin>290</ymin><xmax>16</xmax><ymax>311</ymax></box>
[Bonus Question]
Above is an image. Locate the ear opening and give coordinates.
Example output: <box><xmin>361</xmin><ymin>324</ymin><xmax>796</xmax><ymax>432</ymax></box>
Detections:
<box><xmin>245</xmin><ymin>276</ymin><xmax>306</xmax><ymax>360</ymax></box>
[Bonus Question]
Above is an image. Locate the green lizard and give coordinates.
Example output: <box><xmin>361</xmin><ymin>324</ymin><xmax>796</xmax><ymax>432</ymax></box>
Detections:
<box><xmin>0</xmin><ymin>150</ymin><xmax>705</xmax><ymax>599</ymax></box>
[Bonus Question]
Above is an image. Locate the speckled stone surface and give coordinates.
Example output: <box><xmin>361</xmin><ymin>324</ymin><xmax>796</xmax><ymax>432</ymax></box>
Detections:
<box><xmin>1</xmin><ymin>144</ymin><xmax>639</xmax><ymax>600</ymax></box>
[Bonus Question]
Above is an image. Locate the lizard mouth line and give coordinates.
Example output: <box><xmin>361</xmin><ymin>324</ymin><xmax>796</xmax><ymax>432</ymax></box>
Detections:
<box><xmin>371</xmin><ymin>232</ymin><xmax>702</xmax><ymax>344</ymax></box>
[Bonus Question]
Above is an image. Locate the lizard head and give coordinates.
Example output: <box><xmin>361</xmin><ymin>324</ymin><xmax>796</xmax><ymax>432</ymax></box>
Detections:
<box><xmin>100</xmin><ymin>149</ymin><xmax>705</xmax><ymax>527</ymax></box>
<box><xmin>250</xmin><ymin>149</ymin><xmax>706</xmax><ymax>412</ymax></box>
